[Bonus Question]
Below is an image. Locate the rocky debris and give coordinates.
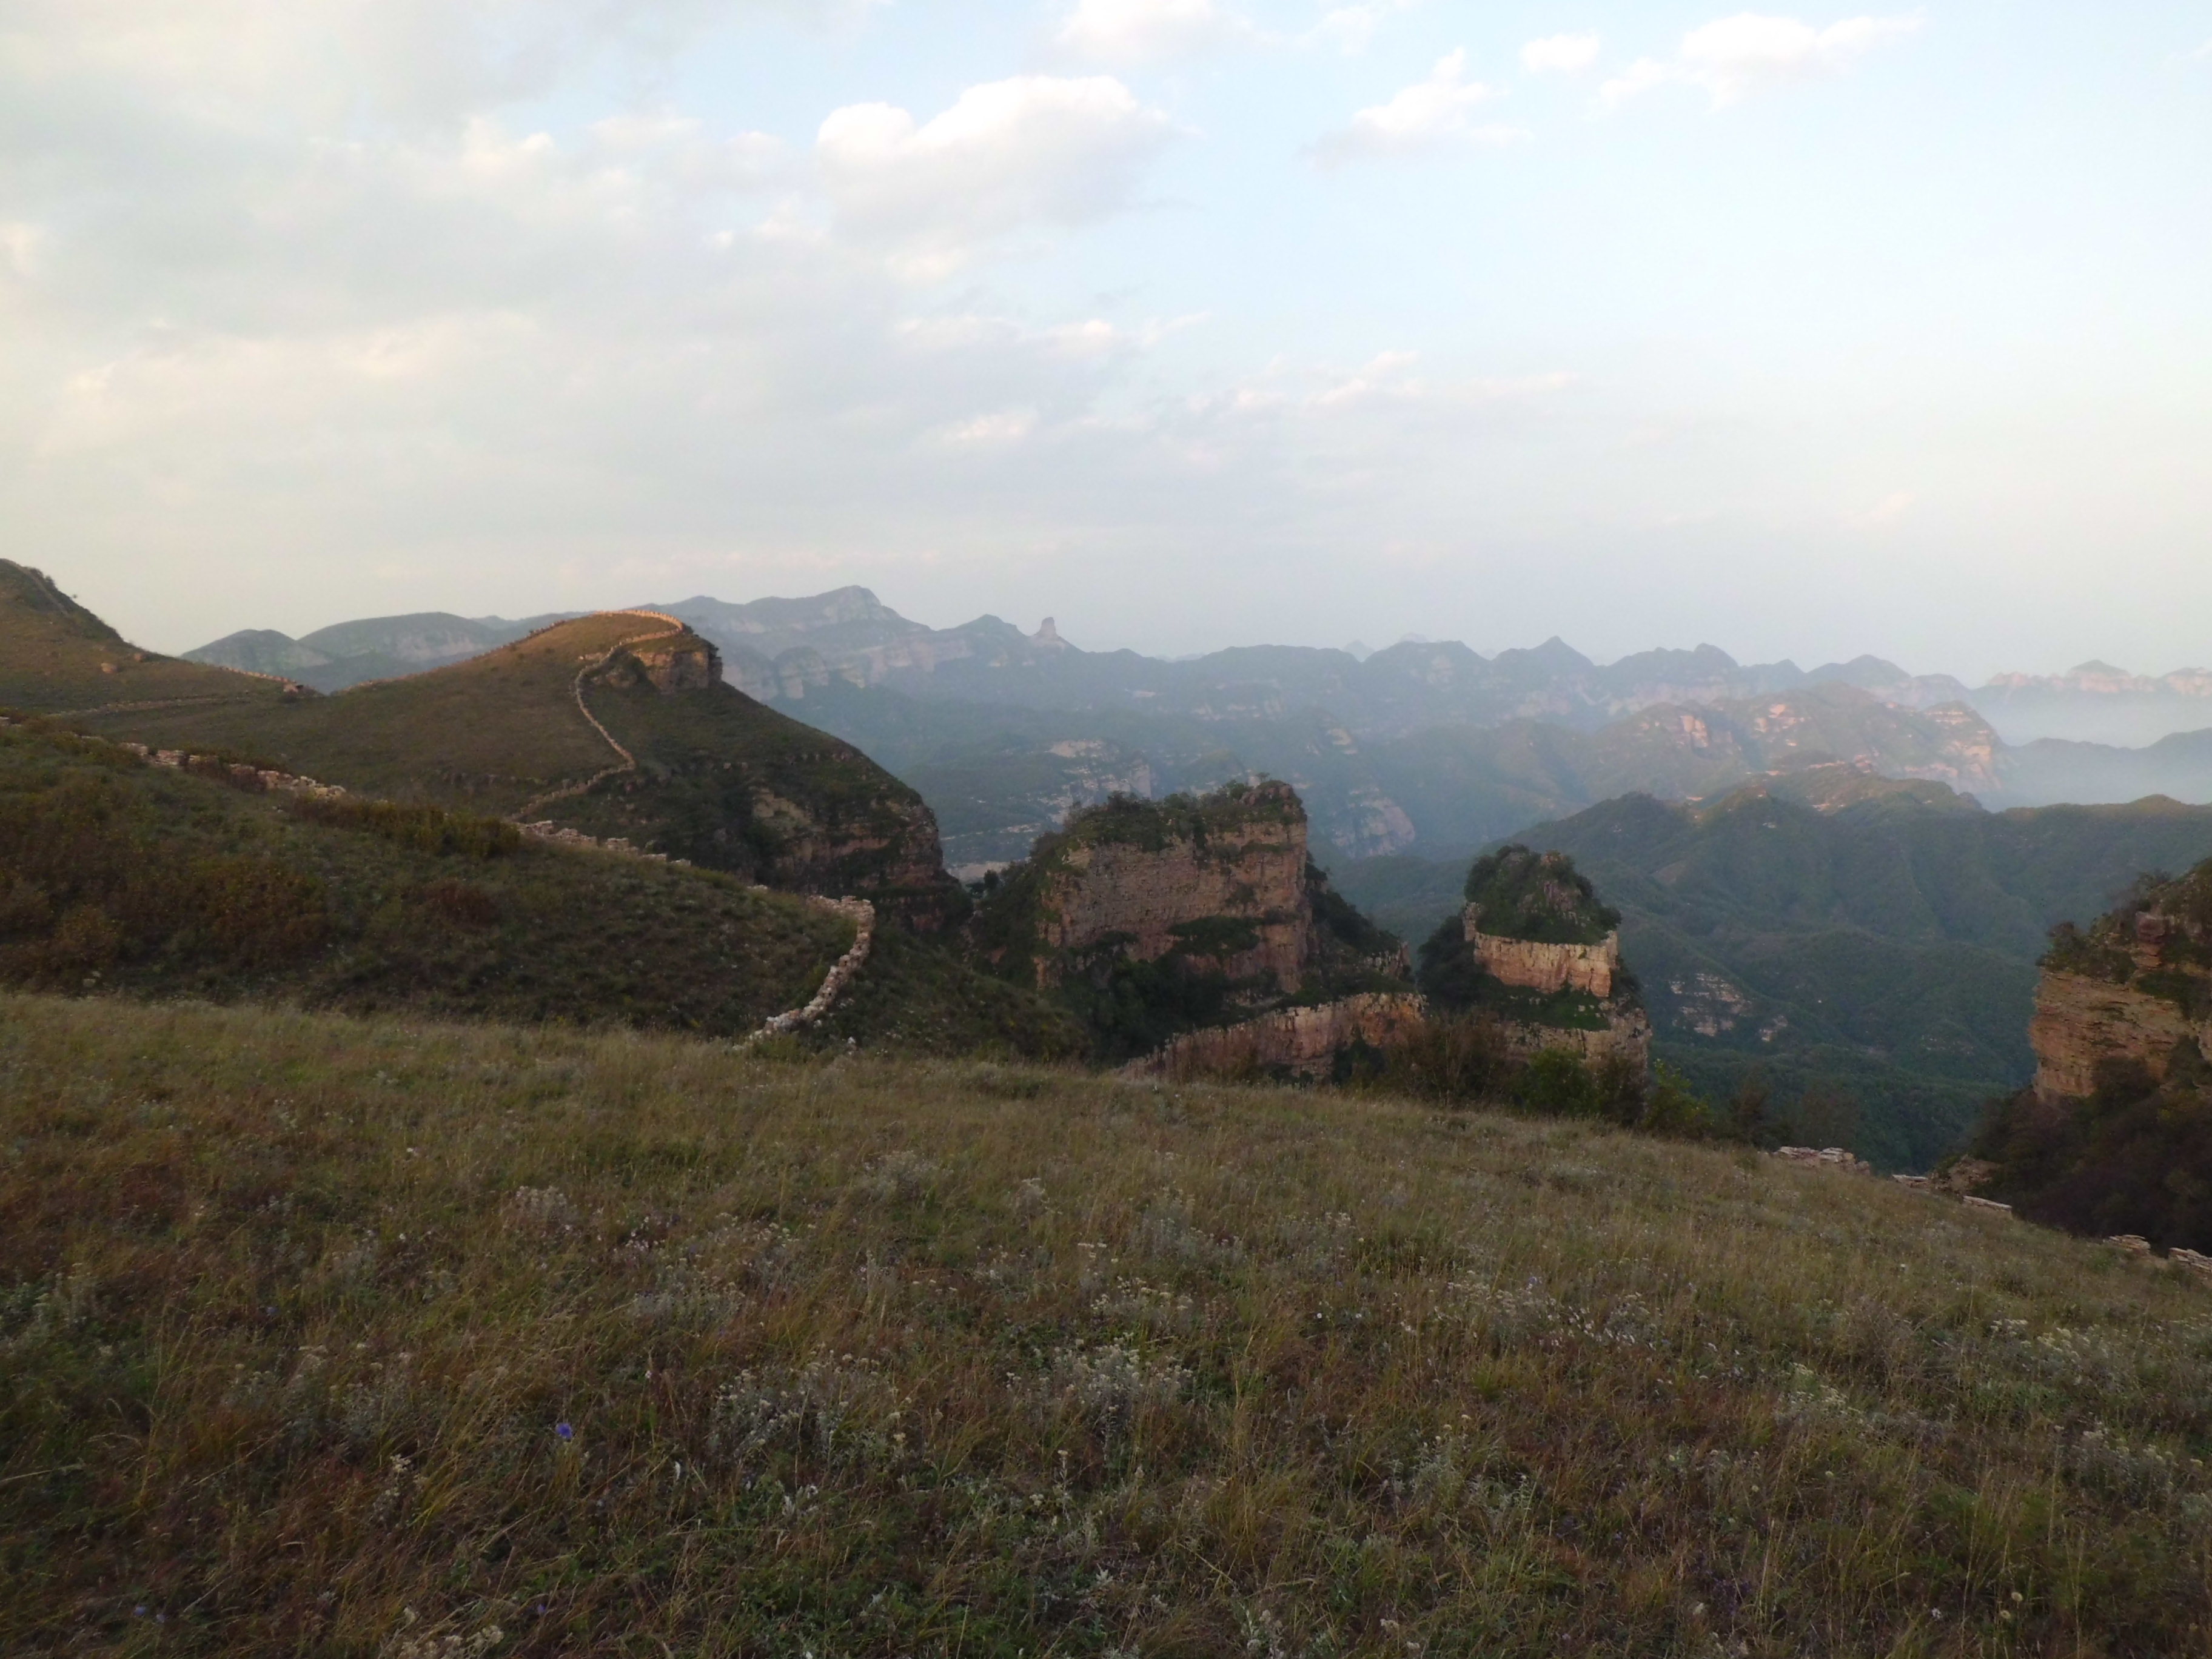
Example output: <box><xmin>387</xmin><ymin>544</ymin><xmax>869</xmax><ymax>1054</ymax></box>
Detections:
<box><xmin>124</xmin><ymin>743</ymin><xmax>352</xmax><ymax>802</ymax></box>
<box><xmin>1775</xmin><ymin>1145</ymin><xmax>1872</xmax><ymax>1176</ymax></box>
<box><xmin>741</xmin><ymin>897</ymin><xmax>875</xmax><ymax>1045</ymax></box>
<box><xmin>1122</xmin><ymin>993</ymin><xmax>1429</xmax><ymax>1082</ymax></box>
<box><xmin>2098</xmin><ymin>1236</ymin><xmax>2212</xmax><ymax>1285</ymax></box>
<box><xmin>2171</xmin><ymin>1247</ymin><xmax>2212</xmax><ymax>1282</ymax></box>
<box><xmin>1961</xmin><ymin>1195</ymin><xmax>2016</xmax><ymax>1217</ymax></box>
<box><xmin>1930</xmin><ymin>1158</ymin><xmax>1999</xmax><ymax>1196</ymax></box>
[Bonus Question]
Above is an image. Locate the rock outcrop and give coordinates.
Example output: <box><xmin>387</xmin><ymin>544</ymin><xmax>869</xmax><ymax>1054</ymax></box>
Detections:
<box><xmin>1024</xmin><ymin>782</ymin><xmax>1312</xmax><ymax>991</ymax></box>
<box><xmin>1468</xmin><ymin>929</ymin><xmax>1622</xmax><ymax>999</ymax></box>
<box><xmin>2031</xmin><ymin>879</ymin><xmax>2212</xmax><ymax>1099</ymax></box>
<box><xmin>969</xmin><ymin>780</ymin><xmax>1412</xmax><ymax>1060</ymax></box>
<box><xmin>1966</xmin><ymin>857</ymin><xmax>2212</xmax><ymax>1249</ymax></box>
<box><xmin>1124</xmin><ymin>993</ymin><xmax>1429</xmax><ymax>1082</ymax></box>
<box><xmin>1420</xmin><ymin>845</ymin><xmax>1652</xmax><ymax>1070</ymax></box>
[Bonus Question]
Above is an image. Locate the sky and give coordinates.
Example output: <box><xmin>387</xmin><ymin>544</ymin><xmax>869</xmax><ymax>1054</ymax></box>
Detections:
<box><xmin>1</xmin><ymin>1</ymin><xmax>2208</xmax><ymax>680</ymax></box>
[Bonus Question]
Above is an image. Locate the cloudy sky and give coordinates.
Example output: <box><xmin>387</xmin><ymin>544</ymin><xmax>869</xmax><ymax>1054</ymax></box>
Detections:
<box><xmin>2</xmin><ymin>1</ymin><xmax>2207</xmax><ymax>677</ymax></box>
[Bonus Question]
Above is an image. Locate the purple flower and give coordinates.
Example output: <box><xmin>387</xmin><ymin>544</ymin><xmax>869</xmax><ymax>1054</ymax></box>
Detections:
<box><xmin>555</xmin><ymin>1421</ymin><xmax>573</xmax><ymax>1441</ymax></box>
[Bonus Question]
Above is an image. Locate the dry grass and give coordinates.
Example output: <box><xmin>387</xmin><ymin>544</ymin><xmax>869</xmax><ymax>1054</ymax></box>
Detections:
<box><xmin>5</xmin><ymin>992</ymin><xmax>2212</xmax><ymax>1657</ymax></box>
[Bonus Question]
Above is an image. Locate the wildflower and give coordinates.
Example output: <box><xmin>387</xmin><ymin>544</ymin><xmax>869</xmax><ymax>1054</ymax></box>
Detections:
<box><xmin>555</xmin><ymin>1421</ymin><xmax>574</xmax><ymax>1441</ymax></box>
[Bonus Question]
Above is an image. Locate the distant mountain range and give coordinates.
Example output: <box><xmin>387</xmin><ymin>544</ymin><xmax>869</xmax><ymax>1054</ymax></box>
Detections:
<box><xmin>186</xmin><ymin>611</ymin><xmax>581</xmax><ymax>693</ymax></box>
<box><xmin>183</xmin><ymin>588</ymin><xmax>2212</xmax><ymax>872</ymax></box>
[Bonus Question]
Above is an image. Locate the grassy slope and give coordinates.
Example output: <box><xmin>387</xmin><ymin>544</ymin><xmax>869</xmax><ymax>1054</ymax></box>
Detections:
<box><xmin>1331</xmin><ymin>790</ymin><xmax>2212</xmax><ymax>1170</ymax></box>
<box><xmin>7</xmin><ymin>996</ymin><xmax>2212</xmax><ymax>1655</ymax></box>
<box><xmin>68</xmin><ymin>614</ymin><xmax>961</xmax><ymax>913</ymax></box>
<box><xmin>0</xmin><ymin>725</ymin><xmax>1067</xmax><ymax>1054</ymax></box>
<box><xmin>0</xmin><ymin>561</ymin><xmax>290</xmax><ymax>719</ymax></box>
<box><xmin>72</xmin><ymin>614</ymin><xmax>677</xmax><ymax>814</ymax></box>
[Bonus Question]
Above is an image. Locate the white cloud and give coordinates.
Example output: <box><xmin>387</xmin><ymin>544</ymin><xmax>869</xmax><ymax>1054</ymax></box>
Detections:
<box><xmin>1054</xmin><ymin>0</ymin><xmax>1258</xmax><ymax>65</ymax></box>
<box><xmin>0</xmin><ymin>0</ymin><xmax>869</xmax><ymax>128</ymax></box>
<box><xmin>1604</xmin><ymin>12</ymin><xmax>1922</xmax><ymax>107</ymax></box>
<box><xmin>1855</xmin><ymin>490</ymin><xmax>1917</xmax><ymax>528</ymax></box>
<box><xmin>1521</xmin><ymin>33</ymin><xmax>1602</xmax><ymax>75</ymax></box>
<box><xmin>817</xmin><ymin>76</ymin><xmax>1176</xmax><ymax>274</ymax></box>
<box><xmin>1312</xmin><ymin>50</ymin><xmax>1527</xmax><ymax>166</ymax></box>
<box><xmin>1302</xmin><ymin>1</ymin><xmax>1422</xmax><ymax>56</ymax></box>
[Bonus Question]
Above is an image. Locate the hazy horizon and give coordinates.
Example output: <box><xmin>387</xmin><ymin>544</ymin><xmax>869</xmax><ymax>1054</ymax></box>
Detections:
<box><xmin>5</xmin><ymin>1</ymin><xmax>2207</xmax><ymax>680</ymax></box>
<box><xmin>150</xmin><ymin>575</ymin><xmax>2212</xmax><ymax>689</ymax></box>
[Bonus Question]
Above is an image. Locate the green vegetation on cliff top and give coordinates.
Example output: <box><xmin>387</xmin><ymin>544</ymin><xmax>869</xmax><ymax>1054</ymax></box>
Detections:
<box><xmin>1459</xmin><ymin>843</ymin><xmax>1621</xmax><ymax>945</ymax></box>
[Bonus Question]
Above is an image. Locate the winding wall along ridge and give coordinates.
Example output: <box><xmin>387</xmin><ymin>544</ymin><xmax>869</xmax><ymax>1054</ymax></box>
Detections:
<box><xmin>512</xmin><ymin>611</ymin><xmax>689</xmax><ymax>821</ymax></box>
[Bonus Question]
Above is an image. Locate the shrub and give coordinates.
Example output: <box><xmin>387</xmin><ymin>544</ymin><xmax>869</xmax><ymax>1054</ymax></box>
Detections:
<box><xmin>287</xmin><ymin>796</ymin><xmax>521</xmax><ymax>860</ymax></box>
<box><xmin>417</xmin><ymin>879</ymin><xmax>500</xmax><ymax>929</ymax></box>
<box><xmin>1517</xmin><ymin>1047</ymin><xmax>1602</xmax><ymax>1118</ymax></box>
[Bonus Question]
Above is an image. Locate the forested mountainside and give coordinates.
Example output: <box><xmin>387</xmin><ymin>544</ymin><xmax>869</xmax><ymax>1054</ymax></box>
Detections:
<box><xmin>1332</xmin><ymin>776</ymin><xmax>2212</xmax><ymax>1170</ymax></box>
<box><xmin>178</xmin><ymin>586</ymin><xmax>2212</xmax><ymax>869</ymax></box>
<box><xmin>794</xmin><ymin>674</ymin><xmax>2206</xmax><ymax>874</ymax></box>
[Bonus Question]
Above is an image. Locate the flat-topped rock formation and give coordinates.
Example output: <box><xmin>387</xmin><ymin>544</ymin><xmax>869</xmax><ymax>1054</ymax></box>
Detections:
<box><xmin>1420</xmin><ymin>844</ymin><xmax>1651</xmax><ymax>1069</ymax></box>
<box><xmin>968</xmin><ymin>780</ymin><xmax>1411</xmax><ymax>1061</ymax></box>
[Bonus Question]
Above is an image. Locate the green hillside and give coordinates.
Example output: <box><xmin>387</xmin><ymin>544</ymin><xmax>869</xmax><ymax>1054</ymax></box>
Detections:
<box><xmin>0</xmin><ymin>560</ymin><xmax>293</xmax><ymax>718</ymax></box>
<box><xmin>0</xmin><ymin>722</ymin><xmax>1074</xmax><ymax>1056</ymax></box>
<box><xmin>7</xmin><ymin>993</ymin><xmax>2212</xmax><ymax>1654</ymax></box>
<box><xmin>1333</xmin><ymin>783</ymin><xmax>2212</xmax><ymax>1168</ymax></box>
<box><xmin>47</xmin><ymin>608</ymin><xmax>965</xmax><ymax>925</ymax></box>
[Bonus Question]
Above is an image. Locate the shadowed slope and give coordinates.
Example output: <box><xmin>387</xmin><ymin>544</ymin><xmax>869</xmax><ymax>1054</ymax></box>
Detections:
<box><xmin>0</xmin><ymin>560</ymin><xmax>295</xmax><ymax>717</ymax></box>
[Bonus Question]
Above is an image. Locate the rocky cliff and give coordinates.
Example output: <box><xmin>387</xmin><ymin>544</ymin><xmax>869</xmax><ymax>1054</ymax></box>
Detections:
<box><xmin>1971</xmin><ymin>857</ymin><xmax>2212</xmax><ymax>1247</ymax></box>
<box><xmin>1420</xmin><ymin>845</ymin><xmax>1651</xmax><ymax>1068</ymax></box>
<box><xmin>2030</xmin><ymin>874</ymin><xmax>2212</xmax><ymax>1099</ymax></box>
<box><xmin>1124</xmin><ymin>992</ymin><xmax>1429</xmax><ymax>1082</ymax></box>
<box><xmin>968</xmin><ymin>780</ymin><xmax>1410</xmax><ymax>1059</ymax></box>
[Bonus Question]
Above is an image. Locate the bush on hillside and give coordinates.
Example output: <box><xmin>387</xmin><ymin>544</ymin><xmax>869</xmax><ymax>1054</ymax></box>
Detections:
<box><xmin>287</xmin><ymin>795</ymin><xmax>522</xmax><ymax>859</ymax></box>
<box><xmin>1974</xmin><ymin>1056</ymin><xmax>2212</xmax><ymax>1251</ymax></box>
<box><xmin>0</xmin><ymin>771</ymin><xmax>329</xmax><ymax>985</ymax></box>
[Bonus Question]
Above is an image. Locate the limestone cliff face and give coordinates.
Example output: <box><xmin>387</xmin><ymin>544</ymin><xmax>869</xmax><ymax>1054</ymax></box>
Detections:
<box><xmin>969</xmin><ymin>779</ymin><xmax>1412</xmax><ymax>1058</ymax></box>
<box><xmin>1125</xmin><ymin>993</ymin><xmax>1429</xmax><ymax>1081</ymax></box>
<box><xmin>1033</xmin><ymin>805</ymin><xmax>1310</xmax><ymax>990</ymax></box>
<box><xmin>1467</xmin><ymin>927</ymin><xmax>1621</xmax><ymax>999</ymax></box>
<box><xmin>2031</xmin><ymin>900</ymin><xmax>2212</xmax><ymax>1099</ymax></box>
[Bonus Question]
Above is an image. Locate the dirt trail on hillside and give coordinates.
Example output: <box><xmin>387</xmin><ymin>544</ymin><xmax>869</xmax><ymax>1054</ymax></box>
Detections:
<box><xmin>512</xmin><ymin>611</ymin><xmax>687</xmax><ymax>820</ymax></box>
